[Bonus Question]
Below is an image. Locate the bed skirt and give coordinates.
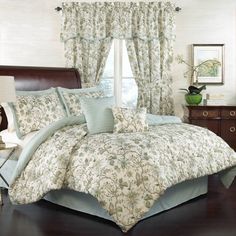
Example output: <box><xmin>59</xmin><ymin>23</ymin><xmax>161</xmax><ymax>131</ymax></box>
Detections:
<box><xmin>0</xmin><ymin>159</ymin><xmax>208</xmax><ymax>221</ymax></box>
<box><xmin>44</xmin><ymin>176</ymin><xmax>208</xmax><ymax>221</ymax></box>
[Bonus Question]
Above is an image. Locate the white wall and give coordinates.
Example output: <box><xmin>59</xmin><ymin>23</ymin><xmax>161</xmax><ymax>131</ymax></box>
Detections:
<box><xmin>0</xmin><ymin>0</ymin><xmax>236</xmax><ymax>117</ymax></box>
<box><xmin>173</xmin><ymin>0</ymin><xmax>236</xmax><ymax>117</ymax></box>
<box><xmin>0</xmin><ymin>0</ymin><xmax>65</xmax><ymax>67</ymax></box>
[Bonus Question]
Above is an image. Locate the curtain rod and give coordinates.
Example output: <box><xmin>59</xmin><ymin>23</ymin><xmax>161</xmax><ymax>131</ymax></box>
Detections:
<box><xmin>55</xmin><ymin>6</ymin><xmax>181</xmax><ymax>12</ymax></box>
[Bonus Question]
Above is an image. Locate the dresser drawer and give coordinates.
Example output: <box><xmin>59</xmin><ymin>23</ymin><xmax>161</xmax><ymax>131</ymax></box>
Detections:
<box><xmin>221</xmin><ymin>120</ymin><xmax>236</xmax><ymax>140</ymax></box>
<box><xmin>221</xmin><ymin>108</ymin><xmax>236</xmax><ymax>119</ymax></box>
<box><xmin>187</xmin><ymin>106</ymin><xmax>236</xmax><ymax>151</ymax></box>
<box><xmin>190</xmin><ymin>109</ymin><xmax>219</xmax><ymax>119</ymax></box>
<box><xmin>191</xmin><ymin>120</ymin><xmax>220</xmax><ymax>135</ymax></box>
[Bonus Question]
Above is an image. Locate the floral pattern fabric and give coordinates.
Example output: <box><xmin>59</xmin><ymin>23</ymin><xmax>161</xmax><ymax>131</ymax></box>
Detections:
<box><xmin>64</xmin><ymin>38</ymin><xmax>112</xmax><ymax>87</ymax></box>
<box><xmin>9</xmin><ymin>91</ymin><xmax>66</xmax><ymax>137</ymax></box>
<box><xmin>126</xmin><ymin>38</ymin><xmax>174</xmax><ymax>115</ymax></box>
<box><xmin>9</xmin><ymin>123</ymin><xmax>236</xmax><ymax>232</ymax></box>
<box><xmin>112</xmin><ymin>107</ymin><xmax>148</xmax><ymax>133</ymax></box>
<box><xmin>61</xmin><ymin>2</ymin><xmax>175</xmax><ymax>41</ymax></box>
<box><xmin>61</xmin><ymin>1</ymin><xmax>175</xmax><ymax>113</ymax></box>
<box><xmin>61</xmin><ymin>90</ymin><xmax>104</xmax><ymax>116</ymax></box>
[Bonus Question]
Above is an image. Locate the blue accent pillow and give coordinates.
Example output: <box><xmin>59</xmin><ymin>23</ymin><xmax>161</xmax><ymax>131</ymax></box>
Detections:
<box><xmin>80</xmin><ymin>96</ymin><xmax>115</xmax><ymax>134</ymax></box>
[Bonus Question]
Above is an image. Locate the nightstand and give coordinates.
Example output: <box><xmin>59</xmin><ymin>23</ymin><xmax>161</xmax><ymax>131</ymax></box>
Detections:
<box><xmin>186</xmin><ymin>105</ymin><xmax>236</xmax><ymax>151</ymax></box>
<box><xmin>0</xmin><ymin>143</ymin><xmax>17</xmax><ymax>205</ymax></box>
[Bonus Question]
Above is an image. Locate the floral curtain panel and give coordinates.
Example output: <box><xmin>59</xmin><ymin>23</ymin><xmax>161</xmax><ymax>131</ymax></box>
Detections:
<box><xmin>126</xmin><ymin>39</ymin><xmax>174</xmax><ymax>115</ymax></box>
<box><xmin>61</xmin><ymin>1</ymin><xmax>175</xmax><ymax>114</ymax></box>
<box><xmin>64</xmin><ymin>37</ymin><xmax>112</xmax><ymax>87</ymax></box>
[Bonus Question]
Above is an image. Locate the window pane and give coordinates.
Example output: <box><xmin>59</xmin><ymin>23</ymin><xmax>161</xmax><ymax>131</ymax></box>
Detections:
<box><xmin>101</xmin><ymin>40</ymin><xmax>138</xmax><ymax>107</ymax></box>
<box><xmin>99</xmin><ymin>78</ymin><xmax>114</xmax><ymax>97</ymax></box>
<box><xmin>122</xmin><ymin>78</ymin><xmax>138</xmax><ymax>108</ymax></box>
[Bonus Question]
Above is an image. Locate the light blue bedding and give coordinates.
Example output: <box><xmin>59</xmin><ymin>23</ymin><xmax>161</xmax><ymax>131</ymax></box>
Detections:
<box><xmin>146</xmin><ymin>114</ymin><xmax>182</xmax><ymax>125</ymax></box>
<box><xmin>44</xmin><ymin>176</ymin><xmax>208</xmax><ymax>222</ymax></box>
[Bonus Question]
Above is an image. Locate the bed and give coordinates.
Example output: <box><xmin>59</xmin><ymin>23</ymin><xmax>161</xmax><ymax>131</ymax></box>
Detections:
<box><xmin>0</xmin><ymin>65</ymin><xmax>235</xmax><ymax>232</ymax></box>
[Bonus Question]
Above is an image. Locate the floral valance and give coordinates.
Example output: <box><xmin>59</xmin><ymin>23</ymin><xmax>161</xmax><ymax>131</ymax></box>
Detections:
<box><xmin>61</xmin><ymin>1</ymin><xmax>175</xmax><ymax>42</ymax></box>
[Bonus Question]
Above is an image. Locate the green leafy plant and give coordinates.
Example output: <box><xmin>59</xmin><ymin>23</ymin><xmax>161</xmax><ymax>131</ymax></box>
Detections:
<box><xmin>180</xmin><ymin>85</ymin><xmax>206</xmax><ymax>95</ymax></box>
<box><xmin>176</xmin><ymin>54</ymin><xmax>221</xmax><ymax>86</ymax></box>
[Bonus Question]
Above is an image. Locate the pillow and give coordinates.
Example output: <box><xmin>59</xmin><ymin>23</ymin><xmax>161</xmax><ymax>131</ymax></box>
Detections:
<box><xmin>80</xmin><ymin>96</ymin><xmax>114</xmax><ymax>134</ymax></box>
<box><xmin>112</xmin><ymin>107</ymin><xmax>149</xmax><ymax>133</ymax></box>
<box><xmin>57</xmin><ymin>87</ymin><xmax>104</xmax><ymax>116</ymax></box>
<box><xmin>0</xmin><ymin>129</ymin><xmax>38</xmax><ymax>150</ymax></box>
<box><xmin>8</xmin><ymin>88</ymin><xmax>66</xmax><ymax>138</ymax></box>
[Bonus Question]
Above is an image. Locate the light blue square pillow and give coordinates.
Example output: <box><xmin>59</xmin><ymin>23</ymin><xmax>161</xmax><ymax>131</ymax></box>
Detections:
<box><xmin>80</xmin><ymin>96</ymin><xmax>115</xmax><ymax>134</ymax></box>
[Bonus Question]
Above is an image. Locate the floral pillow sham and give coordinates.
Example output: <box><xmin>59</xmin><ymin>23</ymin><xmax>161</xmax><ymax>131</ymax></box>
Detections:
<box><xmin>112</xmin><ymin>107</ymin><xmax>149</xmax><ymax>133</ymax></box>
<box><xmin>8</xmin><ymin>88</ymin><xmax>66</xmax><ymax>138</ymax></box>
<box><xmin>57</xmin><ymin>87</ymin><xmax>104</xmax><ymax>117</ymax></box>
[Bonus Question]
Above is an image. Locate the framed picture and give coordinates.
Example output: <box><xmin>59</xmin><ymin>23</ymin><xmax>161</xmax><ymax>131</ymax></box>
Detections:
<box><xmin>192</xmin><ymin>44</ymin><xmax>224</xmax><ymax>85</ymax></box>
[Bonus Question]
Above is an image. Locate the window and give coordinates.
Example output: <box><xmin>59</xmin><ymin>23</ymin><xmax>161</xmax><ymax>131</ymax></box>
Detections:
<box><xmin>100</xmin><ymin>39</ymin><xmax>138</xmax><ymax>108</ymax></box>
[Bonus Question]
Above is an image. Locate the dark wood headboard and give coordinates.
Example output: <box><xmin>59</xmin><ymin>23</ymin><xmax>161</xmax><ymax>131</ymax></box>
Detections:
<box><xmin>0</xmin><ymin>65</ymin><xmax>81</xmax><ymax>131</ymax></box>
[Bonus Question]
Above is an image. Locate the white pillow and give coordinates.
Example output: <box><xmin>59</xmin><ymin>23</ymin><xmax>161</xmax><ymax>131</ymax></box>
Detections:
<box><xmin>0</xmin><ymin>129</ymin><xmax>38</xmax><ymax>149</ymax></box>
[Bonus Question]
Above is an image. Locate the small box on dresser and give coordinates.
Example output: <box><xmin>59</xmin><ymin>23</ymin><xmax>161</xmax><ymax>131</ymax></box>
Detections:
<box><xmin>186</xmin><ymin>105</ymin><xmax>236</xmax><ymax>151</ymax></box>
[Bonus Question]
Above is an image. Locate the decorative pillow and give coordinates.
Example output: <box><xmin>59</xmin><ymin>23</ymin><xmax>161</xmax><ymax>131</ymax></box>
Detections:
<box><xmin>8</xmin><ymin>88</ymin><xmax>66</xmax><ymax>138</ymax></box>
<box><xmin>57</xmin><ymin>87</ymin><xmax>104</xmax><ymax>116</ymax></box>
<box><xmin>80</xmin><ymin>96</ymin><xmax>114</xmax><ymax>134</ymax></box>
<box><xmin>112</xmin><ymin>107</ymin><xmax>149</xmax><ymax>133</ymax></box>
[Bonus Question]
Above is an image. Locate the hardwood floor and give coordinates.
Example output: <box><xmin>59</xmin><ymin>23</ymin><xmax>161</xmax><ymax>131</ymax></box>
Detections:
<box><xmin>0</xmin><ymin>175</ymin><xmax>236</xmax><ymax>236</ymax></box>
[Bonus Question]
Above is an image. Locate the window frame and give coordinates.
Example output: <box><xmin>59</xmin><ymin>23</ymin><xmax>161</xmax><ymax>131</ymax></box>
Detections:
<box><xmin>102</xmin><ymin>39</ymin><xmax>137</xmax><ymax>107</ymax></box>
<box><xmin>114</xmin><ymin>39</ymin><xmax>123</xmax><ymax>106</ymax></box>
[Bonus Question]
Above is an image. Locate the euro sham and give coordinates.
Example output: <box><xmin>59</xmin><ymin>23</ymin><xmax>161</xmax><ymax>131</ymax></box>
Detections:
<box><xmin>8</xmin><ymin>88</ymin><xmax>66</xmax><ymax>138</ymax></box>
<box><xmin>57</xmin><ymin>87</ymin><xmax>104</xmax><ymax>116</ymax></box>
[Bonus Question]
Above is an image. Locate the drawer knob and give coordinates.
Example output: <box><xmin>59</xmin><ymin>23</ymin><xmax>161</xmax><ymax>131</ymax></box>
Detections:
<box><xmin>230</xmin><ymin>127</ymin><xmax>236</xmax><ymax>133</ymax></box>
<box><xmin>202</xmin><ymin>111</ymin><xmax>208</xmax><ymax>117</ymax></box>
<box><xmin>230</xmin><ymin>111</ymin><xmax>236</xmax><ymax>116</ymax></box>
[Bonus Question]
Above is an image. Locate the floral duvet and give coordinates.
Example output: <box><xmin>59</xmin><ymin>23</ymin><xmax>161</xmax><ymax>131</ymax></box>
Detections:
<box><xmin>9</xmin><ymin>117</ymin><xmax>236</xmax><ymax>232</ymax></box>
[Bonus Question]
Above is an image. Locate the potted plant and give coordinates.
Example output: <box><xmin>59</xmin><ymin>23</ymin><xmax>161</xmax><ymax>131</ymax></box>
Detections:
<box><xmin>176</xmin><ymin>55</ymin><xmax>221</xmax><ymax>105</ymax></box>
<box><xmin>180</xmin><ymin>85</ymin><xmax>206</xmax><ymax>105</ymax></box>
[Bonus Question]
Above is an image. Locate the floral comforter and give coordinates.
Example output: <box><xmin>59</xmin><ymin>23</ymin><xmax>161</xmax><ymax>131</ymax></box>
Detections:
<box><xmin>9</xmin><ymin>118</ymin><xmax>236</xmax><ymax>232</ymax></box>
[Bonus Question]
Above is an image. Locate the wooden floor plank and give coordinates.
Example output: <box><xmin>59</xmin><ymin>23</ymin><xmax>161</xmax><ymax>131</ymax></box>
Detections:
<box><xmin>0</xmin><ymin>175</ymin><xmax>236</xmax><ymax>236</ymax></box>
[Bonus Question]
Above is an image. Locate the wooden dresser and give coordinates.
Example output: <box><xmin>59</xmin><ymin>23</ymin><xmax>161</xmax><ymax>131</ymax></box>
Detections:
<box><xmin>186</xmin><ymin>105</ymin><xmax>236</xmax><ymax>151</ymax></box>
